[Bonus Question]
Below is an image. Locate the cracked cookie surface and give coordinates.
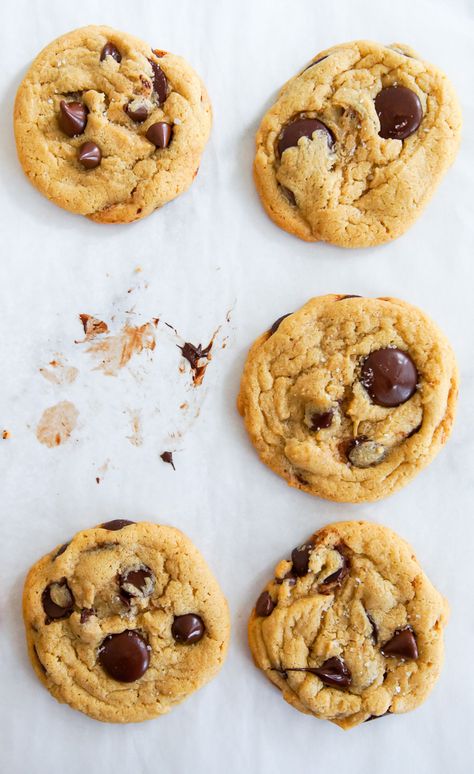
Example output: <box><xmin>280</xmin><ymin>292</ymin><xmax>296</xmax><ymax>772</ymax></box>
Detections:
<box><xmin>23</xmin><ymin>520</ymin><xmax>229</xmax><ymax>722</ymax></box>
<box><xmin>254</xmin><ymin>40</ymin><xmax>461</xmax><ymax>247</ymax></box>
<box><xmin>248</xmin><ymin>521</ymin><xmax>449</xmax><ymax>729</ymax></box>
<box><xmin>237</xmin><ymin>295</ymin><xmax>458</xmax><ymax>502</ymax></box>
<box><xmin>14</xmin><ymin>25</ymin><xmax>212</xmax><ymax>223</ymax></box>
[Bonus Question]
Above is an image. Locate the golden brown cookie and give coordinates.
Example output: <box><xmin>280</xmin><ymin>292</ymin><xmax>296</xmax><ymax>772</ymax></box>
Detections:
<box><xmin>249</xmin><ymin>521</ymin><xmax>449</xmax><ymax>729</ymax></box>
<box><xmin>14</xmin><ymin>25</ymin><xmax>212</xmax><ymax>222</ymax></box>
<box><xmin>237</xmin><ymin>295</ymin><xmax>458</xmax><ymax>502</ymax></box>
<box><xmin>254</xmin><ymin>41</ymin><xmax>461</xmax><ymax>247</ymax></box>
<box><xmin>23</xmin><ymin>520</ymin><xmax>230</xmax><ymax>722</ymax></box>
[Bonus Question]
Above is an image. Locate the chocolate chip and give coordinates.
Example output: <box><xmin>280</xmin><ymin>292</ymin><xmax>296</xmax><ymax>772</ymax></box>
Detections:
<box><xmin>255</xmin><ymin>591</ymin><xmax>275</xmax><ymax>617</ymax></box>
<box><xmin>160</xmin><ymin>451</ymin><xmax>175</xmax><ymax>470</ymax></box>
<box><xmin>172</xmin><ymin>614</ymin><xmax>205</xmax><ymax>644</ymax></box>
<box><xmin>320</xmin><ymin>546</ymin><xmax>349</xmax><ymax>586</ymax></box>
<box><xmin>276</xmin><ymin>570</ymin><xmax>297</xmax><ymax>586</ymax></box>
<box><xmin>179</xmin><ymin>340</ymin><xmax>213</xmax><ymax>385</ymax></box>
<box><xmin>367</xmin><ymin>613</ymin><xmax>378</xmax><ymax>643</ymax></box>
<box><xmin>280</xmin><ymin>185</ymin><xmax>297</xmax><ymax>205</ymax></box>
<box><xmin>336</xmin><ymin>295</ymin><xmax>362</xmax><ymax>301</ymax></box>
<box><xmin>125</xmin><ymin>102</ymin><xmax>149</xmax><ymax>123</ymax></box>
<box><xmin>270</xmin><ymin>314</ymin><xmax>291</xmax><ymax>335</ymax></box>
<box><xmin>286</xmin><ymin>657</ymin><xmax>352</xmax><ymax>688</ymax></box>
<box><xmin>381</xmin><ymin>627</ymin><xmax>418</xmax><ymax>660</ymax></box>
<box><xmin>347</xmin><ymin>438</ymin><xmax>386</xmax><ymax>468</ymax></box>
<box><xmin>375</xmin><ymin>85</ymin><xmax>422</xmax><ymax>140</ymax></box>
<box><xmin>146</xmin><ymin>122</ymin><xmax>172</xmax><ymax>148</ymax></box>
<box><xmin>291</xmin><ymin>540</ymin><xmax>315</xmax><ymax>576</ymax></box>
<box><xmin>360</xmin><ymin>348</ymin><xmax>418</xmax><ymax>407</ymax></box>
<box><xmin>78</xmin><ymin>142</ymin><xmax>101</xmax><ymax>170</ymax></box>
<box><xmin>98</xmin><ymin>630</ymin><xmax>150</xmax><ymax>682</ymax></box>
<box><xmin>53</xmin><ymin>542</ymin><xmax>70</xmax><ymax>560</ymax></box>
<box><xmin>149</xmin><ymin>60</ymin><xmax>168</xmax><ymax>104</ymax></box>
<box><xmin>301</xmin><ymin>55</ymin><xmax>328</xmax><ymax>72</ymax></box>
<box><xmin>58</xmin><ymin>100</ymin><xmax>88</xmax><ymax>137</ymax></box>
<box><xmin>365</xmin><ymin>711</ymin><xmax>391</xmax><ymax>722</ymax></box>
<box><xmin>100</xmin><ymin>519</ymin><xmax>135</xmax><ymax>531</ymax></box>
<box><xmin>42</xmin><ymin>580</ymin><xmax>74</xmax><ymax>621</ymax></box>
<box><xmin>80</xmin><ymin>608</ymin><xmax>95</xmax><ymax>624</ymax></box>
<box><xmin>119</xmin><ymin>567</ymin><xmax>155</xmax><ymax>600</ymax></box>
<box><xmin>278</xmin><ymin>117</ymin><xmax>334</xmax><ymax>156</ymax></box>
<box><xmin>309</xmin><ymin>410</ymin><xmax>334</xmax><ymax>432</ymax></box>
<box><xmin>100</xmin><ymin>42</ymin><xmax>122</xmax><ymax>63</ymax></box>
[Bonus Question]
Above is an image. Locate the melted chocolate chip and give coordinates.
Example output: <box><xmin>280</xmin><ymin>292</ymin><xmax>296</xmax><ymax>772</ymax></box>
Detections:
<box><xmin>53</xmin><ymin>542</ymin><xmax>70</xmax><ymax>560</ymax></box>
<box><xmin>347</xmin><ymin>437</ymin><xmax>386</xmax><ymax>468</ymax></box>
<box><xmin>381</xmin><ymin>627</ymin><xmax>418</xmax><ymax>660</ymax></box>
<box><xmin>78</xmin><ymin>142</ymin><xmax>102</xmax><ymax>169</ymax></box>
<box><xmin>336</xmin><ymin>295</ymin><xmax>362</xmax><ymax>301</ymax></box>
<box><xmin>367</xmin><ymin>613</ymin><xmax>378</xmax><ymax>643</ymax></box>
<box><xmin>125</xmin><ymin>102</ymin><xmax>149</xmax><ymax>123</ymax></box>
<box><xmin>58</xmin><ymin>100</ymin><xmax>88</xmax><ymax>137</ymax></box>
<box><xmin>146</xmin><ymin>122</ymin><xmax>172</xmax><ymax>148</ymax></box>
<box><xmin>301</xmin><ymin>55</ymin><xmax>328</xmax><ymax>72</ymax></box>
<box><xmin>119</xmin><ymin>567</ymin><xmax>154</xmax><ymax>600</ymax></box>
<box><xmin>320</xmin><ymin>546</ymin><xmax>349</xmax><ymax>586</ymax></box>
<box><xmin>149</xmin><ymin>60</ymin><xmax>168</xmax><ymax>104</ymax></box>
<box><xmin>99</xmin><ymin>630</ymin><xmax>150</xmax><ymax>682</ymax></box>
<box><xmin>80</xmin><ymin>608</ymin><xmax>95</xmax><ymax>624</ymax></box>
<box><xmin>276</xmin><ymin>570</ymin><xmax>297</xmax><ymax>586</ymax></box>
<box><xmin>280</xmin><ymin>185</ymin><xmax>297</xmax><ymax>205</ymax></box>
<box><xmin>270</xmin><ymin>314</ymin><xmax>291</xmax><ymax>335</ymax></box>
<box><xmin>255</xmin><ymin>591</ymin><xmax>275</xmax><ymax>617</ymax></box>
<box><xmin>160</xmin><ymin>451</ymin><xmax>175</xmax><ymax>470</ymax></box>
<box><xmin>375</xmin><ymin>85</ymin><xmax>422</xmax><ymax>140</ymax></box>
<box><xmin>101</xmin><ymin>519</ymin><xmax>135</xmax><ymax>531</ymax></box>
<box><xmin>179</xmin><ymin>341</ymin><xmax>213</xmax><ymax>385</ymax></box>
<box><xmin>42</xmin><ymin>580</ymin><xmax>74</xmax><ymax>621</ymax></box>
<box><xmin>309</xmin><ymin>410</ymin><xmax>334</xmax><ymax>432</ymax></box>
<box><xmin>360</xmin><ymin>348</ymin><xmax>418</xmax><ymax>407</ymax></box>
<box><xmin>100</xmin><ymin>42</ymin><xmax>122</xmax><ymax>63</ymax></box>
<box><xmin>286</xmin><ymin>657</ymin><xmax>352</xmax><ymax>688</ymax></box>
<box><xmin>278</xmin><ymin>117</ymin><xmax>334</xmax><ymax>156</ymax></box>
<box><xmin>365</xmin><ymin>711</ymin><xmax>391</xmax><ymax>722</ymax></box>
<box><xmin>172</xmin><ymin>614</ymin><xmax>205</xmax><ymax>644</ymax></box>
<box><xmin>291</xmin><ymin>540</ymin><xmax>315</xmax><ymax>576</ymax></box>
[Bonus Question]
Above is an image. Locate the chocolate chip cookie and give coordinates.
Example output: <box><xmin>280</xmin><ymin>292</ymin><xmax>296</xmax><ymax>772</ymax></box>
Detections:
<box><xmin>249</xmin><ymin>521</ymin><xmax>449</xmax><ymax>729</ymax></box>
<box><xmin>237</xmin><ymin>295</ymin><xmax>458</xmax><ymax>502</ymax></box>
<box><xmin>254</xmin><ymin>41</ymin><xmax>461</xmax><ymax>247</ymax></box>
<box><xmin>14</xmin><ymin>25</ymin><xmax>212</xmax><ymax>222</ymax></box>
<box><xmin>23</xmin><ymin>520</ymin><xmax>230</xmax><ymax>722</ymax></box>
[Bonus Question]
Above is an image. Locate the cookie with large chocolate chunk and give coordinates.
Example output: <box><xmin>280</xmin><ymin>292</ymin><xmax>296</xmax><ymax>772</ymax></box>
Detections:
<box><xmin>248</xmin><ymin>521</ymin><xmax>449</xmax><ymax>729</ymax></box>
<box><xmin>237</xmin><ymin>295</ymin><xmax>458</xmax><ymax>502</ymax></box>
<box><xmin>14</xmin><ymin>25</ymin><xmax>211</xmax><ymax>223</ymax></box>
<box><xmin>23</xmin><ymin>521</ymin><xmax>229</xmax><ymax>722</ymax></box>
<box><xmin>254</xmin><ymin>40</ymin><xmax>461</xmax><ymax>247</ymax></box>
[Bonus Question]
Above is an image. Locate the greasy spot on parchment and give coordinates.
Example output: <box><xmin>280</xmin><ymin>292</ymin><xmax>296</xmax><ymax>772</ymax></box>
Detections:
<box><xmin>127</xmin><ymin>410</ymin><xmax>143</xmax><ymax>447</ymax></box>
<box><xmin>82</xmin><ymin>322</ymin><xmax>157</xmax><ymax>376</ymax></box>
<box><xmin>39</xmin><ymin>357</ymin><xmax>78</xmax><ymax>385</ymax></box>
<box><xmin>36</xmin><ymin>401</ymin><xmax>79</xmax><ymax>448</ymax></box>
<box><xmin>77</xmin><ymin>314</ymin><xmax>109</xmax><ymax>341</ymax></box>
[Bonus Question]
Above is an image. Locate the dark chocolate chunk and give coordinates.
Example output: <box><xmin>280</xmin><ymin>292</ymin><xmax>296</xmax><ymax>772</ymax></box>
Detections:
<box><xmin>381</xmin><ymin>627</ymin><xmax>418</xmax><ymax>660</ymax></box>
<box><xmin>291</xmin><ymin>540</ymin><xmax>315</xmax><ymax>577</ymax></box>
<box><xmin>365</xmin><ymin>710</ymin><xmax>391</xmax><ymax>722</ymax></box>
<box><xmin>80</xmin><ymin>608</ymin><xmax>95</xmax><ymax>624</ymax></box>
<box><xmin>58</xmin><ymin>100</ymin><xmax>88</xmax><ymax>137</ymax></box>
<box><xmin>320</xmin><ymin>546</ymin><xmax>349</xmax><ymax>586</ymax></box>
<box><xmin>367</xmin><ymin>613</ymin><xmax>378</xmax><ymax>643</ymax></box>
<box><xmin>336</xmin><ymin>295</ymin><xmax>362</xmax><ymax>301</ymax></box>
<box><xmin>146</xmin><ymin>122</ymin><xmax>172</xmax><ymax>148</ymax></box>
<box><xmin>149</xmin><ymin>59</ymin><xmax>168</xmax><ymax>104</ymax></box>
<box><xmin>270</xmin><ymin>314</ymin><xmax>291</xmax><ymax>335</ymax></box>
<box><xmin>125</xmin><ymin>102</ymin><xmax>149</xmax><ymax>123</ymax></box>
<box><xmin>375</xmin><ymin>85</ymin><xmax>422</xmax><ymax>140</ymax></box>
<box><xmin>53</xmin><ymin>542</ymin><xmax>70</xmax><ymax>560</ymax></box>
<box><xmin>78</xmin><ymin>142</ymin><xmax>101</xmax><ymax>169</ymax></box>
<box><xmin>171</xmin><ymin>614</ymin><xmax>205</xmax><ymax>644</ymax></box>
<box><xmin>101</xmin><ymin>519</ymin><xmax>135</xmax><ymax>531</ymax></box>
<box><xmin>98</xmin><ymin>630</ymin><xmax>150</xmax><ymax>682</ymax></box>
<box><xmin>360</xmin><ymin>348</ymin><xmax>418</xmax><ymax>407</ymax></box>
<box><xmin>301</xmin><ymin>55</ymin><xmax>328</xmax><ymax>72</ymax></box>
<box><xmin>100</xmin><ymin>42</ymin><xmax>122</xmax><ymax>63</ymax></box>
<box><xmin>179</xmin><ymin>340</ymin><xmax>213</xmax><ymax>386</ymax></box>
<box><xmin>309</xmin><ymin>409</ymin><xmax>334</xmax><ymax>432</ymax></box>
<box><xmin>255</xmin><ymin>591</ymin><xmax>275</xmax><ymax>617</ymax></box>
<box><xmin>119</xmin><ymin>567</ymin><xmax>154</xmax><ymax>600</ymax></box>
<box><xmin>278</xmin><ymin>117</ymin><xmax>334</xmax><ymax>156</ymax></box>
<box><xmin>285</xmin><ymin>656</ymin><xmax>352</xmax><ymax>688</ymax></box>
<box><xmin>347</xmin><ymin>437</ymin><xmax>386</xmax><ymax>468</ymax></box>
<box><xmin>42</xmin><ymin>580</ymin><xmax>74</xmax><ymax>621</ymax></box>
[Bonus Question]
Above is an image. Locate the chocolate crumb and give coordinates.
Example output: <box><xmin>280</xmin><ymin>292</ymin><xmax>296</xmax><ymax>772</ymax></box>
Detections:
<box><xmin>179</xmin><ymin>341</ymin><xmax>213</xmax><ymax>386</ymax></box>
<box><xmin>160</xmin><ymin>451</ymin><xmax>175</xmax><ymax>470</ymax></box>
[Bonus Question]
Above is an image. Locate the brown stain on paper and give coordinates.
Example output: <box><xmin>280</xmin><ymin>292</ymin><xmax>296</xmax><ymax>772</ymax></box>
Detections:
<box><xmin>81</xmin><ymin>321</ymin><xmax>157</xmax><ymax>376</ymax></box>
<box><xmin>36</xmin><ymin>401</ymin><xmax>79</xmax><ymax>448</ymax></box>
<box><xmin>127</xmin><ymin>410</ymin><xmax>143</xmax><ymax>447</ymax></box>
<box><xmin>39</xmin><ymin>358</ymin><xmax>78</xmax><ymax>385</ymax></box>
<box><xmin>77</xmin><ymin>314</ymin><xmax>109</xmax><ymax>341</ymax></box>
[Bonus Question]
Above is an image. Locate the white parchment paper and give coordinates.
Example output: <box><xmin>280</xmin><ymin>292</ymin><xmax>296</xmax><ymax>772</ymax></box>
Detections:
<box><xmin>1</xmin><ymin>1</ymin><xmax>473</xmax><ymax>772</ymax></box>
